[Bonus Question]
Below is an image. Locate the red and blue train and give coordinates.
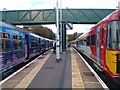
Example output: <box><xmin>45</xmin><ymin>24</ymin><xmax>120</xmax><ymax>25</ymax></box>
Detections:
<box><xmin>0</xmin><ymin>21</ymin><xmax>54</xmax><ymax>79</ymax></box>
<box><xmin>73</xmin><ymin>9</ymin><xmax>120</xmax><ymax>84</ymax></box>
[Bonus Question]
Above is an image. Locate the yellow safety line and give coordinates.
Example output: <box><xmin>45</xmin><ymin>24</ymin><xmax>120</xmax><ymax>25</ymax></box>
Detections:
<box><xmin>15</xmin><ymin>52</ymin><xmax>52</xmax><ymax>88</ymax></box>
<box><xmin>71</xmin><ymin>48</ymin><xmax>84</xmax><ymax>89</ymax></box>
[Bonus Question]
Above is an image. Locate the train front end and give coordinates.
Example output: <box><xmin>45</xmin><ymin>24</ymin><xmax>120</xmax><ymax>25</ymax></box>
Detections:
<box><xmin>106</xmin><ymin>10</ymin><xmax>120</xmax><ymax>84</ymax></box>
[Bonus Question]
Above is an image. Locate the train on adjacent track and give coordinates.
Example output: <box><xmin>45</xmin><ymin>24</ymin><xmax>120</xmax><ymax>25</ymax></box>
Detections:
<box><xmin>0</xmin><ymin>21</ymin><xmax>54</xmax><ymax>79</ymax></box>
<box><xmin>73</xmin><ymin>9</ymin><xmax>120</xmax><ymax>84</ymax></box>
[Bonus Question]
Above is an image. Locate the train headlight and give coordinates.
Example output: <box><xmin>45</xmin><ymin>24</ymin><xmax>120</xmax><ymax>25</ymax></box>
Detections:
<box><xmin>117</xmin><ymin>54</ymin><xmax>120</xmax><ymax>62</ymax></box>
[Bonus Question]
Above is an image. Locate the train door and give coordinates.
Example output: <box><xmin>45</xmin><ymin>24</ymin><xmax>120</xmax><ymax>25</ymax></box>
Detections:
<box><xmin>96</xmin><ymin>26</ymin><xmax>100</xmax><ymax>65</ymax></box>
<box><xmin>100</xmin><ymin>25</ymin><xmax>105</xmax><ymax>67</ymax></box>
<box><xmin>25</xmin><ymin>34</ymin><xmax>29</xmax><ymax>60</ymax></box>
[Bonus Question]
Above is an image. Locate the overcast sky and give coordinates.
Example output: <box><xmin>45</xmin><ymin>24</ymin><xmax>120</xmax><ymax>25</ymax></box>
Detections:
<box><xmin>0</xmin><ymin>0</ymin><xmax>119</xmax><ymax>34</ymax></box>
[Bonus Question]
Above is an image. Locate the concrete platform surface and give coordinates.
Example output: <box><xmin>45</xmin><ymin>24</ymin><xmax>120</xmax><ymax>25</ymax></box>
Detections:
<box><xmin>1</xmin><ymin>48</ymin><xmax>104</xmax><ymax>89</ymax></box>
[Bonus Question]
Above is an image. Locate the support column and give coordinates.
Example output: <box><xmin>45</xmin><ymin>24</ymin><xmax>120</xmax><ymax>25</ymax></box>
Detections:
<box><xmin>62</xmin><ymin>23</ymin><xmax>66</xmax><ymax>52</ymax></box>
<box><xmin>59</xmin><ymin>23</ymin><xmax>63</xmax><ymax>53</ymax></box>
<box><xmin>56</xmin><ymin>0</ymin><xmax>61</xmax><ymax>61</ymax></box>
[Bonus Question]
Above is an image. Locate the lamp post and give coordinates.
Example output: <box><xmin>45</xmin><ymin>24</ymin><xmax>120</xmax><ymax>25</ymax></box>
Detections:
<box><xmin>60</xmin><ymin>0</ymin><xmax>62</xmax><ymax>53</ymax></box>
<box><xmin>56</xmin><ymin>0</ymin><xmax>61</xmax><ymax>61</ymax></box>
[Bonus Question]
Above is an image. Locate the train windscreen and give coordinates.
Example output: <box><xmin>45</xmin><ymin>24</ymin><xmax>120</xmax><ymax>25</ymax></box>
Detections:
<box><xmin>107</xmin><ymin>21</ymin><xmax>120</xmax><ymax>50</ymax></box>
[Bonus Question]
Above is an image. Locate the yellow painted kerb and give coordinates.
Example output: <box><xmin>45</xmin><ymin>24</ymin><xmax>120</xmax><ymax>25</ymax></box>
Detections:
<box><xmin>71</xmin><ymin>48</ymin><xmax>84</xmax><ymax>89</ymax></box>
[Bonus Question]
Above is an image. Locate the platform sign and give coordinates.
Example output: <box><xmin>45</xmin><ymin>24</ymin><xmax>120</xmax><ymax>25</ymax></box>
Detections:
<box><xmin>66</xmin><ymin>23</ymin><xmax>73</xmax><ymax>30</ymax></box>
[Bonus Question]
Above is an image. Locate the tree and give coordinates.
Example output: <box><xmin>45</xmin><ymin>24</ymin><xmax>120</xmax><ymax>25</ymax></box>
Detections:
<box><xmin>67</xmin><ymin>32</ymin><xmax>83</xmax><ymax>42</ymax></box>
<box><xmin>25</xmin><ymin>25</ymin><xmax>55</xmax><ymax>40</ymax></box>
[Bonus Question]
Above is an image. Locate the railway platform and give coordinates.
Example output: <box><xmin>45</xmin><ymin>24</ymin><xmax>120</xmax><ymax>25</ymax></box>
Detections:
<box><xmin>1</xmin><ymin>48</ymin><xmax>104</xmax><ymax>89</ymax></box>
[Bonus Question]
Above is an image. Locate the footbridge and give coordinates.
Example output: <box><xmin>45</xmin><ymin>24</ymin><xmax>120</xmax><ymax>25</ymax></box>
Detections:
<box><xmin>0</xmin><ymin>8</ymin><xmax>116</xmax><ymax>25</ymax></box>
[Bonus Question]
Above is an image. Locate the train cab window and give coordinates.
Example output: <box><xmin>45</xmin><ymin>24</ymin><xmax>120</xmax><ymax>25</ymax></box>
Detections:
<box><xmin>2</xmin><ymin>33</ymin><xmax>10</xmax><ymax>52</ymax></box>
<box><xmin>107</xmin><ymin>21</ymin><xmax>120</xmax><ymax>49</ymax></box>
<box><xmin>91</xmin><ymin>34</ymin><xmax>96</xmax><ymax>46</ymax></box>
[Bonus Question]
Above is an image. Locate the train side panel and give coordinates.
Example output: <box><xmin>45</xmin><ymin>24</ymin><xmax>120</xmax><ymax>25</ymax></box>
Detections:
<box><xmin>75</xmin><ymin>10</ymin><xmax>120</xmax><ymax>83</ymax></box>
<box><xmin>1</xmin><ymin>26</ymin><xmax>26</xmax><ymax>76</ymax></box>
<box><xmin>29</xmin><ymin>34</ymin><xmax>40</xmax><ymax>58</ymax></box>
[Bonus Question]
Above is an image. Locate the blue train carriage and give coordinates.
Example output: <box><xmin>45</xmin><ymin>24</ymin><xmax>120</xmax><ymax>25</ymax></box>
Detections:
<box><xmin>44</xmin><ymin>38</ymin><xmax>49</xmax><ymax>50</ymax></box>
<box><xmin>28</xmin><ymin>33</ymin><xmax>41</xmax><ymax>58</ymax></box>
<box><xmin>40</xmin><ymin>38</ymin><xmax>46</xmax><ymax>53</ymax></box>
<box><xmin>47</xmin><ymin>39</ymin><xmax>54</xmax><ymax>49</ymax></box>
<box><xmin>44</xmin><ymin>38</ymin><xmax>53</xmax><ymax>51</ymax></box>
<box><xmin>0</xmin><ymin>21</ymin><xmax>26</xmax><ymax>77</ymax></box>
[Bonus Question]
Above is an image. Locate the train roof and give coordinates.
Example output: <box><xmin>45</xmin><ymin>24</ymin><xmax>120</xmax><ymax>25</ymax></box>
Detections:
<box><xmin>29</xmin><ymin>33</ymin><xmax>43</xmax><ymax>38</ymax></box>
<box><xmin>0</xmin><ymin>21</ymin><xmax>14</xmax><ymax>29</ymax></box>
<box><xmin>78</xmin><ymin>9</ymin><xmax>120</xmax><ymax>40</ymax></box>
<box><xmin>96</xmin><ymin>9</ymin><xmax>120</xmax><ymax>25</ymax></box>
<box><xmin>0</xmin><ymin>20</ymin><xmax>29</xmax><ymax>34</ymax></box>
<box><xmin>105</xmin><ymin>9</ymin><xmax>120</xmax><ymax>20</ymax></box>
<box><xmin>0</xmin><ymin>21</ymin><xmax>54</xmax><ymax>41</ymax></box>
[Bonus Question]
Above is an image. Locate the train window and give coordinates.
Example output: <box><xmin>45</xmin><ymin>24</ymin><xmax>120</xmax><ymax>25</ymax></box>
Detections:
<box><xmin>18</xmin><ymin>36</ymin><xmax>22</xmax><ymax>49</ymax></box>
<box><xmin>31</xmin><ymin>42</ymin><xmax>35</xmax><ymax>47</ymax></box>
<box><xmin>31</xmin><ymin>39</ymin><xmax>35</xmax><ymax>48</ymax></box>
<box><xmin>0</xmin><ymin>32</ymin><xmax>2</xmax><ymax>38</ymax></box>
<box><xmin>18</xmin><ymin>36</ymin><xmax>22</xmax><ymax>40</ymax></box>
<box><xmin>13</xmin><ymin>40</ymin><xmax>18</xmax><ymax>50</ymax></box>
<box><xmin>2</xmin><ymin>33</ymin><xmax>10</xmax><ymax>52</ymax></box>
<box><xmin>35</xmin><ymin>42</ymin><xmax>39</xmax><ymax>47</ymax></box>
<box><xmin>107</xmin><ymin>21</ymin><xmax>120</xmax><ymax>49</ymax></box>
<box><xmin>13</xmin><ymin>35</ymin><xmax>18</xmax><ymax>39</ymax></box>
<box><xmin>86</xmin><ymin>36</ymin><xmax>90</xmax><ymax>46</ymax></box>
<box><xmin>2</xmin><ymin>39</ymin><xmax>10</xmax><ymax>52</ymax></box>
<box><xmin>0</xmin><ymin>39</ymin><xmax>2</xmax><ymax>52</ymax></box>
<box><xmin>18</xmin><ymin>40</ymin><xmax>22</xmax><ymax>49</ymax></box>
<box><xmin>91</xmin><ymin>34</ymin><xmax>96</xmax><ymax>46</ymax></box>
<box><xmin>35</xmin><ymin>39</ymin><xmax>39</xmax><ymax>47</ymax></box>
<box><xmin>31</xmin><ymin>38</ymin><xmax>39</xmax><ymax>48</ymax></box>
<box><xmin>13</xmin><ymin>35</ymin><xmax>18</xmax><ymax>50</ymax></box>
<box><xmin>13</xmin><ymin>35</ymin><xmax>22</xmax><ymax>50</ymax></box>
<box><xmin>102</xmin><ymin>27</ymin><xmax>104</xmax><ymax>45</ymax></box>
<box><xmin>3</xmin><ymin>33</ymin><xmax>10</xmax><ymax>39</ymax></box>
<box><xmin>41</xmin><ymin>41</ymin><xmax>44</xmax><ymax>45</ymax></box>
<box><xmin>0</xmin><ymin>32</ymin><xmax>2</xmax><ymax>52</ymax></box>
